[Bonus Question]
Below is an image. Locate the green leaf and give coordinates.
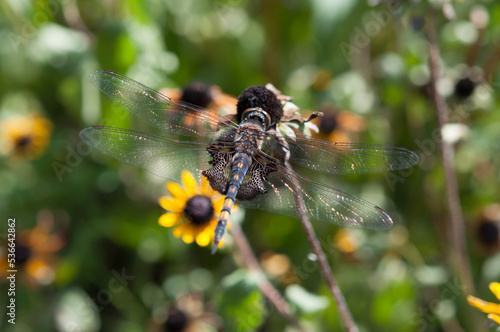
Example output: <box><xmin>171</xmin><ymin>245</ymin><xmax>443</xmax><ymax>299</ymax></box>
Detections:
<box><xmin>286</xmin><ymin>284</ymin><xmax>329</xmax><ymax>314</ymax></box>
<box><xmin>54</xmin><ymin>288</ymin><xmax>101</xmax><ymax>332</ymax></box>
<box><xmin>372</xmin><ymin>280</ymin><xmax>416</xmax><ymax>327</ymax></box>
<box><xmin>217</xmin><ymin>269</ymin><xmax>265</xmax><ymax>332</ymax></box>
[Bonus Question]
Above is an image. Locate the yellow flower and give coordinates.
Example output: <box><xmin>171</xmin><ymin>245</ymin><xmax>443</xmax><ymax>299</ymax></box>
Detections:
<box><xmin>0</xmin><ymin>210</ymin><xmax>65</xmax><ymax>288</ymax></box>
<box><xmin>467</xmin><ymin>282</ymin><xmax>500</xmax><ymax>325</ymax></box>
<box><xmin>260</xmin><ymin>251</ymin><xmax>291</xmax><ymax>278</ymax></box>
<box><xmin>333</xmin><ymin>229</ymin><xmax>359</xmax><ymax>254</ymax></box>
<box><xmin>160</xmin><ymin>82</ymin><xmax>238</xmax><ymax>117</ymax></box>
<box><xmin>312</xmin><ymin>104</ymin><xmax>366</xmax><ymax>143</ymax></box>
<box><xmin>149</xmin><ymin>293</ymin><xmax>222</xmax><ymax>332</ymax></box>
<box><xmin>158</xmin><ymin>171</ymin><xmax>232</xmax><ymax>248</ymax></box>
<box><xmin>0</xmin><ymin>113</ymin><xmax>53</xmax><ymax>160</ymax></box>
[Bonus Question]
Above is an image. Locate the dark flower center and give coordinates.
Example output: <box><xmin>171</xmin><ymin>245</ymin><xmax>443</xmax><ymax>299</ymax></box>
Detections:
<box><xmin>184</xmin><ymin>195</ymin><xmax>214</xmax><ymax>225</ymax></box>
<box><xmin>181</xmin><ymin>81</ymin><xmax>213</xmax><ymax>109</ymax></box>
<box><xmin>454</xmin><ymin>77</ymin><xmax>475</xmax><ymax>99</ymax></box>
<box><xmin>16</xmin><ymin>136</ymin><xmax>32</xmax><ymax>148</ymax></box>
<box><xmin>410</xmin><ymin>17</ymin><xmax>425</xmax><ymax>31</ymax></box>
<box><xmin>319</xmin><ymin>113</ymin><xmax>338</xmax><ymax>134</ymax></box>
<box><xmin>165</xmin><ymin>308</ymin><xmax>188</xmax><ymax>332</ymax></box>
<box><xmin>16</xmin><ymin>243</ymin><xmax>31</xmax><ymax>264</ymax></box>
<box><xmin>477</xmin><ymin>220</ymin><xmax>499</xmax><ymax>245</ymax></box>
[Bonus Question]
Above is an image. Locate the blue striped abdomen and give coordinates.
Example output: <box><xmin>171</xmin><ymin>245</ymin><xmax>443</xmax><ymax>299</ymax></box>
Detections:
<box><xmin>211</xmin><ymin>153</ymin><xmax>251</xmax><ymax>254</ymax></box>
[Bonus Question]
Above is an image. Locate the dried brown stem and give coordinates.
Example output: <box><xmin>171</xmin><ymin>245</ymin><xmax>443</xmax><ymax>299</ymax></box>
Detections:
<box><xmin>426</xmin><ymin>10</ymin><xmax>475</xmax><ymax>296</ymax></box>
<box><xmin>426</xmin><ymin>13</ymin><xmax>488</xmax><ymax>331</ymax></box>
<box><xmin>229</xmin><ymin>222</ymin><xmax>305</xmax><ymax>331</ymax></box>
<box><xmin>420</xmin><ymin>10</ymin><xmax>494</xmax><ymax>328</ymax></box>
<box><xmin>63</xmin><ymin>0</ymin><xmax>95</xmax><ymax>43</ymax></box>
<box><xmin>284</xmin><ymin>163</ymin><xmax>359</xmax><ymax>332</ymax></box>
<box><xmin>483</xmin><ymin>44</ymin><xmax>500</xmax><ymax>84</ymax></box>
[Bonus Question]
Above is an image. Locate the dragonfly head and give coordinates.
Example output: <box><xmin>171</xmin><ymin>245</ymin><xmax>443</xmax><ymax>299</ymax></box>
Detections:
<box><xmin>236</xmin><ymin>86</ymin><xmax>283</xmax><ymax>127</ymax></box>
<box><xmin>241</xmin><ymin>108</ymin><xmax>272</xmax><ymax>130</ymax></box>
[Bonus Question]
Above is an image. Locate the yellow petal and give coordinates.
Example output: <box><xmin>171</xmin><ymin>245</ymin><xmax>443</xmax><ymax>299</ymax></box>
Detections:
<box><xmin>159</xmin><ymin>213</ymin><xmax>181</xmax><ymax>228</ymax></box>
<box><xmin>201</xmin><ymin>174</ymin><xmax>217</xmax><ymax>196</ymax></box>
<box><xmin>181</xmin><ymin>225</ymin><xmax>195</xmax><ymax>244</ymax></box>
<box><xmin>467</xmin><ymin>295</ymin><xmax>500</xmax><ymax>315</ymax></box>
<box><xmin>167</xmin><ymin>182</ymin><xmax>188</xmax><ymax>201</ymax></box>
<box><xmin>213</xmin><ymin>196</ymin><xmax>225</xmax><ymax>214</ymax></box>
<box><xmin>196</xmin><ymin>230</ymin><xmax>211</xmax><ymax>247</ymax></box>
<box><xmin>490</xmin><ymin>282</ymin><xmax>500</xmax><ymax>301</ymax></box>
<box><xmin>158</xmin><ymin>197</ymin><xmax>183</xmax><ymax>212</ymax></box>
<box><xmin>26</xmin><ymin>258</ymin><xmax>55</xmax><ymax>284</ymax></box>
<box><xmin>201</xmin><ymin>174</ymin><xmax>211</xmax><ymax>193</ymax></box>
<box><xmin>206</xmin><ymin>217</ymin><xmax>219</xmax><ymax>231</ymax></box>
<box><xmin>488</xmin><ymin>313</ymin><xmax>500</xmax><ymax>325</ymax></box>
<box><xmin>173</xmin><ymin>224</ymin><xmax>186</xmax><ymax>238</ymax></box>
<box><xmin>26</xmin><ymin>259</ymin><xmax>49</xmax><ymax>276</ymax></box>
<box><xmin>181</xmin><ymin>171</ymin><xmax>197</xmax><ymax>197</ymax></box>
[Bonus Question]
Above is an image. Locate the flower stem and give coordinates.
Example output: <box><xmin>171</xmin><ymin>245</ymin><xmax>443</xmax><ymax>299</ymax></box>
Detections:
<box><xmin>229</xmin><ymin>222</ymin><xmax>305</xmax><ymax>331</ymax></box>
<box><xmin>426</xmin><ymin>10</ymin><xmax>475</xmax><ymax>295</ymax></box>
<box><xmin>425</xmin><ymin>10</ymin><xmax>482</xmax><ymax>331</ymax></box>
<box><xmin>284</xmin><ymin>162</ymin><xmax>359</xmax><ymax>332</ymax></box>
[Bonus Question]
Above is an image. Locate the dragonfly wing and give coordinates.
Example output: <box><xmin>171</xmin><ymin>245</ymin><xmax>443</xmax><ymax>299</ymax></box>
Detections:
<box><xmin>80</xmin><ymin>126</ymin><xmax>212</xmax><ymax>181</ymax></box>
<box><xmin>90</xmin><ymin>70</ymin><xmax>238</xmax><ymax>137</ymax></box>
<box><xmin>237</xmin><ymin>168</ymin><xmax>393</xmax><ymax>230</ymax></box>
<box><xmin>262</xmin><ymin>132</ymin><xmax>419</xmax><ymax>175</ymax></box>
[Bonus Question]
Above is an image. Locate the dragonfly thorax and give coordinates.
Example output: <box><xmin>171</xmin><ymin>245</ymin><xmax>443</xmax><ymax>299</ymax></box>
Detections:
<box><xmin>234</xmin><ymin>125</ymin><xmax>265</xmax><ymax>155</ymax></box>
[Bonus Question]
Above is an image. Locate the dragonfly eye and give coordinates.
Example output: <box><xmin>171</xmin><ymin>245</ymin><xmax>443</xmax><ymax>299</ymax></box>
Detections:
<box><xmin>241</xmin><ymin>108</ymin><xmax>271</xmax><ymax>129</ymax></box>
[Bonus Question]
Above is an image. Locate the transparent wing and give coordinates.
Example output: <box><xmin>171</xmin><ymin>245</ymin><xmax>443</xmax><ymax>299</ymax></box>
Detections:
<box><xmin>80</xmin><ymin>126</ymin><xmax>212</xmax><ymax>181</ymax></box>
<box><xmin>237</xmin><ymin>168</ymin><xmax>393</xmax><ymax>230</ymax></box>
<box><xmin>262</xmin><ymin>132</ymin><xmax>419</xmax><ymax>175</ymax></box>
<box><xmin>81</xmin><ymin>127</ymin><xmax>394</xmax><ymax>229</ymax></box>
<box><xmin>90</xmin><ymin>70</ymin><xmax>238</xmax><ymax>137</ymax></box>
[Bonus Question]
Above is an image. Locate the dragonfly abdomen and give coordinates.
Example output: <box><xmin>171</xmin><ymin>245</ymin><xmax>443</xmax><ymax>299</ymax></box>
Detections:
<box><xmin>211</xmin><ymin>153</ymin><xmax>252</xmax><ymax>254</ymax></box>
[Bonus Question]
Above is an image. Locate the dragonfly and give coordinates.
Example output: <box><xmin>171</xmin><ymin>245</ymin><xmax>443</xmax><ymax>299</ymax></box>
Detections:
<box><xmin>80</xmin><ymin>70</ymin><xmax>419</xmax><ymax>254</ymax></box>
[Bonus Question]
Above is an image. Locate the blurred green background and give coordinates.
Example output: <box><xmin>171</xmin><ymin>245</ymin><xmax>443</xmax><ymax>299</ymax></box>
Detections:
<box><xmin>1</xmin><ymin>0</ymin><xmax>500</xmax><ymax>331</ymax></box>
